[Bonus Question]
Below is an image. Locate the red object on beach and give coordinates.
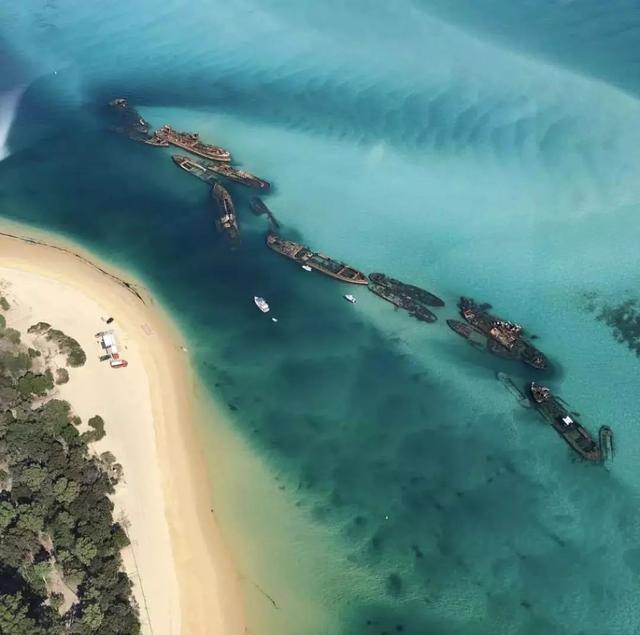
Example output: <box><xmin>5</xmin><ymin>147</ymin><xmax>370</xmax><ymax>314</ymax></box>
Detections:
<box><xmin>110</xmin><ymin>359</ymin><xmax>128</xmax><ymax>369</ymax></box>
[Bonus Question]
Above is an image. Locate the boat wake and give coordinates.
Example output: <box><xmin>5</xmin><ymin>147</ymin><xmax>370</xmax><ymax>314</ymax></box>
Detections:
<box><xmin>0</xmin><ymin>86</ymin><xmax>25</xmax><ymax>161</ymax></box>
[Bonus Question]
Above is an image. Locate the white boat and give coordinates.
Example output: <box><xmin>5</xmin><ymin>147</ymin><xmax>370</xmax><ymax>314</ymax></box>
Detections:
<box><xmin>301</xmin><ymin>265</ymin><xmax>312</xmax><ymax>272</ymax></box>
<box><xmin>254</xmin><ymin>296</ymin><xmax>270</xmax><ymax>313</ymax></box>
<box><xmin>344</xmin><ymin>294</ymin><xmax>356</xmax><ymax>304</ymax></box>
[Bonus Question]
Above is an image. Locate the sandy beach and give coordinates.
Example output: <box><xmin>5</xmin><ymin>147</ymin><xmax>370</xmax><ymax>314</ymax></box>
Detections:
<box><xmin>0</xmin><ymin>226</ymin><xmax>245</xmax><ymax>635</ymax></box>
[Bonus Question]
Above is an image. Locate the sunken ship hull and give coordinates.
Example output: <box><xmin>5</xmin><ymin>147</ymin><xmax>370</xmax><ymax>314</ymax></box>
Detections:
<box><xmin>212</xmin><ymin>183</ymin><xmax>240</xmax><ymax>245</ymax></box>
<box><xmin>529</xmin><ymin>382</ymin><xmax>602</xmax><ymax>463</ymax></box>
<box><xmin>107</xmin><ymin>98</ymin><xmax>150</xmax><ymax>141</ymax></box>
<box><xmin>146</xmin><ymin>125</ymin><xmax>232</xmax><ymax>162</ymax></box>
<box><xmin>446</xmin><ymin>319</ymin><xmax>487</xmax><ymax>348</ymax></box>
<box><xmin>369</xmin><ymin>273</ymin><xmax>444</xmax><ymax>307</ymax></box>
<box><xmin>249</xmin><ymin>198</ymin><xmax>280</xmax><ymax>229</ymax></box>
<box><xmin>368</xmin><ymin>273</ymin><xmax>441</xmax><ymax>323</ymax></box>
<box><xmin>496</xmin><ymin>372</ymin><xmax>532</xmax><ymax>408</ymax></box>
<box><xmin>458</xmin><ymin>297</ymin><xmax>549</xmax><ymax>370</ymax></box>
<box><xmin>599</xmin><ymin>426</ymin><xmax>614</xmax><ymax>462</ymax></box>
<box><xmin>266</xmin><ymin>233</ymin><xmax>368</xmax><ymax>284</ymax></box>
<box><xmin>171</xmin><ymin>155</ymin><xmax>217</xmax><ymax>184</ymax></box>
<box><xmin>206</xmin><ymin>163</ymin><xmax>270</xmax><ymax>190</ymax></box>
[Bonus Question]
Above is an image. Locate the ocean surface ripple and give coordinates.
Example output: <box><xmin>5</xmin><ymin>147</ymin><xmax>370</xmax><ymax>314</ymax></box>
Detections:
<box><xmin>1</xmin><ymin>2</ymin><xmax>640</xmax><ymax>634</ymax></box>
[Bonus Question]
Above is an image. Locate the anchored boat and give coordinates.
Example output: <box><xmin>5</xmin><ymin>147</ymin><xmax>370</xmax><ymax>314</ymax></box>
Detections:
<box><xmin>266</xmin><ymin>232</ymin><xmax>368</xmax><ymax>284</ymax></box>
<box><xmin>529</xmin><ymin>382</ymin><xmax>602</xmax><ymax>463</ymax></box>
<box><xmin>254</xmin><ymin>296</ymin><xmax>270</xmax><ymax>313</ymax></box>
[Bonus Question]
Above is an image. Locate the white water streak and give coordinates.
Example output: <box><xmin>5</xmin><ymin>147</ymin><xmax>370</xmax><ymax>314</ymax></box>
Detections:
<box><xmin>0</xmin><ymin>86</ymin><xmax>25</xmax><ymax>161</ymax></box>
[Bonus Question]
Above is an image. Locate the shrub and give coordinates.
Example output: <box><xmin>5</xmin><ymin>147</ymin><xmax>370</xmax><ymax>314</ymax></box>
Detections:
<box><xmin>27</xmin><ymin>322</ymin><xmax>51</xmax><ymax>335</ymax></box>
<box><xmin>0</xmin><ymin>351</ymin><xmax>31</xmax><ymax>377</ymax></box>
<box><xmin>83</xmin><ymin>415</ymin><xmax>106</xmax><ymax>443</ymax></box>
<box><xmin>55</xmin><ymin>368</ymin><xmax>69</xmax><ymax>385</ymax></box>
<box><xmin>50</xmin><ymin>592</ymin><xmax>64</xmax><ymax>612</ymax></box>
<box><xmin>0</xmin><ymin>319</ymin><xmax>139</xmax><ymax>632</ymax></box>
<box><xmin>112</xmin><ymin>523</ymin><xmax>130</xmax><ymax>550</ymax></box>
<box><xmin>46</xmin><ymin>329</ymin><xmax>86</xmax><ymax>367</ymax></box>
<box><xmin>67</xmin><ymin>344</ymin><xmax>87</xmax><ymax>367</ymax></box>
<box><xmin>17</xmin><ymin>371</ymin><xmax>54</xmax><ymax>398</ymax></box>
<box><xmin>27</xmin><ymin>324</ymin><xmax>87</xmax><ymax>368</ymax></box>
<box><xmin>1</xmin><ymin>328</ymin><xmax>21</xmax><ymax>345</ymax></box>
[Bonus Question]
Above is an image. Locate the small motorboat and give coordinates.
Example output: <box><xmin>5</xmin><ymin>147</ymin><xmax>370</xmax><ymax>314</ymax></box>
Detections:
<box><xmin>344</xmin><ymin>294</ymin><xmax>357</xmax><ymax>304</ymax></box>
<box><xmin>254</xmin><ymin>296</ymin><xmax>270</xmax><ymax>313</ymax></box>
<box><xmin>271</xmin><ymin>317</ymin><xmax>278</xmax><ymax>323</ymax></box>
<box><xmin>301</xmin><ymin>265</ymin><xmax>312</xmax><ymax>272</ymax></box>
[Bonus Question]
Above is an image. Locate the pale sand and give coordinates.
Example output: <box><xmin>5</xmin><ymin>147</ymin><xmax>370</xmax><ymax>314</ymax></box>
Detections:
<box><xmin>0</xmin><ymin>228</ymin><xmax>245</xmax><ymax>635</ymax></box>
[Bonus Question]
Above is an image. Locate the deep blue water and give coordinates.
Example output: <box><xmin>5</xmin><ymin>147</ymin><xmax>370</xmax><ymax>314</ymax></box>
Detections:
<box><xmin>1</xmin><ymin>3</ymin><xmax>640</xmax><ymax>634</ymax></box>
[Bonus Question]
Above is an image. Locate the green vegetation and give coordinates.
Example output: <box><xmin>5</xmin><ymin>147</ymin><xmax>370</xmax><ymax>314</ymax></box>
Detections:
<box><xmin>0</xmin><ymin>296</ymin><xmax>10</xmax><ymax>311</ymax></box>
<box><xmin>99</xmin><ymin>452</ymin><xmax>123</xmax><ymax>486</ymax></box>
<box><xmin>55</xmin><ymin>368</ymin><xmax>70</xmax><ymax>385</ymax></box>
<box><xmin>27</xmin><ymin>323</ymin><xmax>87</xmax><ymax>368</ymax></box>
<box><xmin>83</xmin><ymin>415</ymin><xmax>106</xmax><ymax>443</ymax></box>
<box><xmin>16</xmin><ymin>370</ymin><xmax>54</xmax><ymax>398</ymax></box>
<box><xmin>0</xmin><ymin>315</ymin><xmax>139</xmax><ymax>633</ymax></box>
<box><xmin>0</xmin><ymin>318</ymin><xmax>20</xmax><ymax>345</ymax></box>
<box><xmin>3</xmin><ymin>328</ymin><xmax>21</xmax><ymax>345</ymax></box>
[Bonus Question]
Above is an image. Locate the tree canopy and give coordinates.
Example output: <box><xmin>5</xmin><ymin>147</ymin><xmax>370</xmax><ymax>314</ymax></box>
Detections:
<box><xmin>0</xmin><ymin>314</ymin><xmax>140</xmax><ymax>633</ymax></box>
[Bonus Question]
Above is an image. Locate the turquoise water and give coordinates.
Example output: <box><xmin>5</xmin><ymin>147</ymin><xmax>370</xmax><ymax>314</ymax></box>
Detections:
<box><xmin>2</xmin><ymin>2</ymin><xmax>640</xmax><ymax>633</ymax></box>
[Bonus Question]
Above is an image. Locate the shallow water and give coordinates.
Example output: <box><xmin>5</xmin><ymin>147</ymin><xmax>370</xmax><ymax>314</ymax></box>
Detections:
<box><xmin>1</xmin><ymin>3</ymin><xmax>640</xmax><ymax>633</ymax></box>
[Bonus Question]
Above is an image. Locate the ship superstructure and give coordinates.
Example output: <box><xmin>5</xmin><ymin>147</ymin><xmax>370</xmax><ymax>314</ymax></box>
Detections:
<box><xmin>529</xmin><ymin>382</ymin><xmax>602</xmax><ymax>462</ymax></box>
<box><xmin>212</xmin><ymin>182</ymin><xmax>240</xmax><ymax>245</ymax></box>
<box><xmin>459</xmin><ymin>297</ymin><xmax>548</xmax><ymax>369</ymax></box>
<box><xmin>206</xmin><ymin>163</ymin><xmax>270</xmax><ymax>190</ymax></box>
<box><xmin>266</xmin><ymin>232</ymin><xmax>367</xmax><ymax>284</ymax></box>
<box><xmin>146</xmin><ymin>125</ymin><xmax>231</xmax><ymax>162</ymax></box>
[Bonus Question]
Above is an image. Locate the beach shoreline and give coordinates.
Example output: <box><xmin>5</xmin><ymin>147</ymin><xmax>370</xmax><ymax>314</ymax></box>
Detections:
<box><xmin>0</xmin><ymin>223</ymin><xmax>245</xmax><ymax>635</ymax></box>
